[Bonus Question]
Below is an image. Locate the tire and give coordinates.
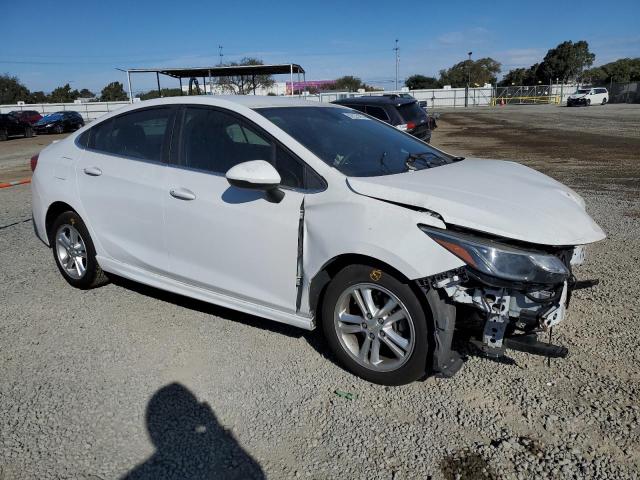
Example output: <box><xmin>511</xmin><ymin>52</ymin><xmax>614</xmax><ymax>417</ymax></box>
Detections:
<box><xmin>0</xmin><ymin>128</ymin><xmax>7</xmax><ymax>141</ymax></box>
<box><xmin>321</xmin><ymin>264</ymin><xmax>431</xmax><ymax>385</ymax></box>
<box><xmin>54</xmin><ymin>124</ymin><xmax>64</xmax><ymax>134</ymax></box>
<box><xmin>50</xmin><ymin>211</ymin><xmax>108</xmax><ymax>289</ymax></box>
<box><xmin>602</xmin><ymin>98</ymin><xmax>607</xmax><ymax>105</ymax></box>
<box><xmin>24</xmin><ymin>126</ymin><xmax>33</xmax><ymax>138</ymax></box>
<box><xmin>586</xmin><ymin>99</ymin><xmax>591</xmax><ymax>106</ymax></box>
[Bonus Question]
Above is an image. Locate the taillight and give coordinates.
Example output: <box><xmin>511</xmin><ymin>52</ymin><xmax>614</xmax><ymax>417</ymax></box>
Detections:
<box><xmin>30</xmin><ymin>154</ymin><xmax>39</xmax><ymax>172</ymax></box>
<box><xmin>406</xmin><ymin>121</ymin><xmax>416</xmax><ymax>130</ymax></box>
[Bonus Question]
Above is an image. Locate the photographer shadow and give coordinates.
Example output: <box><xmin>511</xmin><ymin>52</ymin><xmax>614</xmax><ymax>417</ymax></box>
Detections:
<box><xmin>122</xmin><ymin>383</ymin><xmax>265</xmax><ymax>480</ymax></box>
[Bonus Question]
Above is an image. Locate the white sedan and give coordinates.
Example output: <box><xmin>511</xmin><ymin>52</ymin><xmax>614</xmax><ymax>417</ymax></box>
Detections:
<box><xmin>30</xmin><ymin>96</ymin><xmax>605</xmax><ymax>385</ymax></box>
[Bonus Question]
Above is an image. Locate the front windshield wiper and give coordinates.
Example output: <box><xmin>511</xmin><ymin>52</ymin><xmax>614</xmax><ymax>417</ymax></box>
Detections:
<box><xmin>405</xmin><ymin>151</ymin><xmax>444</xmax><ymax>171</ymax></box>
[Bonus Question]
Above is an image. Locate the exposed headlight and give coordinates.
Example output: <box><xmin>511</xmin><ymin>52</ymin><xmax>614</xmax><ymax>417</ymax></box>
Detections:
<box><xmin>420</xmin><ymin>225</ymin><xmax>569</xmax><ymax>284</ymax></box>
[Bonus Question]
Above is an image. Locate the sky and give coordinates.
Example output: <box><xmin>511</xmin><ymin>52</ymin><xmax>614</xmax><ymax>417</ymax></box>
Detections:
<box><xmin>3</xmin><ymin>0</ymin><xmax>640</xmax><ymax>95</ymax></box>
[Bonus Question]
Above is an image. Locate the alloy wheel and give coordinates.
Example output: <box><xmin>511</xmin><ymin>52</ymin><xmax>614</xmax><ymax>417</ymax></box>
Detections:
<box><xmin>333</xmin><ymin>283</ymin><xmax>415</xmax><ymax>372</ymax></box>
<box><xmin>55</xmin><ymin>224</ymin><xmax>88</xmax><ymax>279</ymax></box>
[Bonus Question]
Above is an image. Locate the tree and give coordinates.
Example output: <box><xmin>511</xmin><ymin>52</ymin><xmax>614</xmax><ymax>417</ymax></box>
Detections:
<box><xmin>598</xmin><ymin>58</ymin><xmax>640</xmax><ymax>83</ymax></box>
<box><xmin>27</xmin><ymin>91</ymin><xmax>48</xmax><ymax>104</ymax></box>
<box><xmin>331</xmin><ymin>75</ymin><xmax>377</xmax><ymax>92</ymax></box>
<box><xmin>139</xmin><ymin>88</ymin><xmax>183</xmax><ymax>100</ymax></box>
<box><xmin>0</xmin><ymin>74</ymin><xmax>30</xmax><ymax>103</ymax></box>
<box><xmin>439</xmin><ymin>57</ymin><xmax>501</xmax><ymax>87</ymax></box>
<box><xmin>48</xmin><ymin>83</ymin><xmax>79</xmax><ymax>103</ymax></box>
<box><xmin>538</xmin><ymin>40</ymin><xmax>595</xmax><ymax>82</ymax></box>
<box><xmin>581</xmin><ymin>67</ymin><xmax>608</xmax><ymax>84</ymax></box>
<box><xmin>100</xmin><ymin>81</ymin><xmax>128</xmax><ymax>101</ymax></box>
<box><xmin>405</xmin><ymin>75</ymin><xmax>440</xmax><ymax>90</ymax></box>
<box><xmin>498</xmin><ymin>66</ymin><xmax>540</xmax><ymax>86</ymax></box>
<box><xmin>217</xmin><ymin>57</ymin><xmax>274</xmax><ymax>94</ymax></box>
<box><xmin>78</xmin><ymin>88</ymin><xmax>95</xmax><ymax>98</ymax></box>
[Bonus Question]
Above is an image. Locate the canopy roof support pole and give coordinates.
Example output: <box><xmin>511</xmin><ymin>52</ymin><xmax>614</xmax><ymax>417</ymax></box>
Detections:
<box><xmin>290</xmin><ymin>64</ymin><xmax>294</xmax><ymax>96</ymax></box>
<box><xmin>179</xmin><ymin>77</ymin><xmax>183</xmax><ymax>95</ymax></box>
<box><xmin>126</xmin><ymin>70</ymin><xmax>133</xmax><ymax>104</ymax></box>
<box><xmin>156</xmin><ymin>72</ymin><xmax>161</xmax><ymax>97</ymax></box>
<box><xmin>297</xmin><ymin>70</ymin><xmax>301</xmax><ymax>97</ymax></box>
<box><xmin>252</xmin><ymin>74</ymin><xmax>256</xmax><ymax>95</ymax></box>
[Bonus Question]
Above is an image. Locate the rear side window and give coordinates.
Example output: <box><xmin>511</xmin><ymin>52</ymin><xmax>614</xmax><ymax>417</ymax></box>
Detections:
<box><xmin>397</xmin><ymin>102</ymin><xmax>426</xmax><ymax>122</ymax></box>
<box><xmin>365</xmin><ymin>106</ymin><xmax>389</xmax><ymax>122</ymax></box>
<box><xmin>178</xmin><ymin>106</ymin><xmax>323</xmax><ymax>190</ymax></box>
<box><xmin>87</xmin><ymin>108</ymin><xmax>173</xmax><ymax>162</ymax></box>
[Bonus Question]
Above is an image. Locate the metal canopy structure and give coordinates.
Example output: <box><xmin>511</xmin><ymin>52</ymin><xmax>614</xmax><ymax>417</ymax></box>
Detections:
<box><xmin>117</xmin><ymin>63</ymin><xmax>306</xmax><ymax>102</ymax></box>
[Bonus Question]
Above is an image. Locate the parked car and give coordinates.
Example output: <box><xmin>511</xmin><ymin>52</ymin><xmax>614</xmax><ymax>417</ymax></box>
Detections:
<box><xmin>31</xmin><ymin>96</ymin><xmax>605</xmax><ymax>385</ymax></box>
<box><xmin>10</xmin><ymin>110</ymin><xmax>42</xmax><ymax>125</ymax></box>
<box><xmin>332</xmin><ymin>95</ymin><xmax>433</xmax><ymax>143</ymax></box>
<box><xmin>34</xmin><ymin>111</ymin><xmax>85</xmax><ymax>134</ymax></box>
<box><xmin>567</xmin><ymin>87</ymin><xmax>608</xmax><ymax>106</ymax></box>
<box><xmin>0</xmin><ymin>113</ymin><xmax>34</xmax><ymax>141</ymax></box>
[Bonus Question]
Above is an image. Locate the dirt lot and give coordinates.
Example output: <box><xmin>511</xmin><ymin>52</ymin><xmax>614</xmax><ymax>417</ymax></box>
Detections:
<box><xmin>1</xmin><ymin>104</ymin><xmax>639</xmax><ymax>480</ymax></box>
<box><xmin>0</xmin><ymin>133</ymin><xmax>68</xmax><ymax>183</ymax></box>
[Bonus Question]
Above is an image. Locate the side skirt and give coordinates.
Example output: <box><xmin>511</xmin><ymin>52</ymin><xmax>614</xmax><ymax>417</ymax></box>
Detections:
<box><xmin>97</xmin><ymin>256</ymin><xmax>315</xmax><ymax>331</ymax></box>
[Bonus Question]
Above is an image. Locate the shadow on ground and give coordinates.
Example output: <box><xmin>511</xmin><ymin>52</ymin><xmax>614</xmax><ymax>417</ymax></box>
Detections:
<box><xmin>122</xmin><ymin>383</ymin><xmax>265</xmax><ymax>480</ymax></box>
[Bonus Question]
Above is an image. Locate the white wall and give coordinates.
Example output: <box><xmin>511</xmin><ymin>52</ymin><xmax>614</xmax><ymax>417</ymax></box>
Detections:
<box><xmin>0</xmin><ymin>101</ymin><xmax>130</xmax><ymax>120</ymax></box>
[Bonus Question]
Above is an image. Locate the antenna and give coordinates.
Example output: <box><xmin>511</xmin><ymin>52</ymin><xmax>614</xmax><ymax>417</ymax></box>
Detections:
<box><xmin>394</xmin><ymin>39</ymin><xmax>400</xmax><ymax>91</ymax></box>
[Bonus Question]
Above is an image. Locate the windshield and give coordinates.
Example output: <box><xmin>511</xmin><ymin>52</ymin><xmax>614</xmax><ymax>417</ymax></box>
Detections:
<box><xmin>42</xmin><ymin>113</ymin><xmax>63</xmax><ymax>121</ymax></box>
<box><xmin>576</xmin><ymin>89</ymin><xmax>590</xmax><ymax>94</ymax></box>
<box><xmin>257</xmin><ymin>106</ymin><xmax>453</xmax><ymax>177</ymax></box>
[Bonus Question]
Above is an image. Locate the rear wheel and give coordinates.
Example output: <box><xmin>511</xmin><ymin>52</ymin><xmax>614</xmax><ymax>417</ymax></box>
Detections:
<box><xmin>321</xmin><ymin>264</ymin><xmax>430</xmax><ymax>385</ymax></box>
<box><xmin>50</xmin><ymin>211</ymin><xmax>108</xmax><ymax>289</ymax></box>
<box><xmin>24</xmin><ymin>126</ymin><xmax>33</xmax><ymax>138</ymax></box>
<box><xmin>602</xmin><ymin>98</ymin><xmax>607</xmax><ymax>105</ymax></box>
<box><xmin>0</xmin><ymin>128</ymin><xmax>7</xmax><ymax>141</ymax></box>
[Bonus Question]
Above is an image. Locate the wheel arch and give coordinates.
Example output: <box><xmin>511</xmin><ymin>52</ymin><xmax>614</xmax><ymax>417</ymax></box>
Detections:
<box><xmin>45</xmin><ymin>201</ymin><xmax>79</xmax><ymax>243</ymax></box>
<box><xmin>308</xmin><ymin>253</ymin><xmax>414</xmax><ymax>320</ymax></box>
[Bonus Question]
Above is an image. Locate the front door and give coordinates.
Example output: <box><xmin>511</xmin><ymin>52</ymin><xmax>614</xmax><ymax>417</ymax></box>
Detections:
<box><xmin>163</xmin><ymin>106</ymin><xmax>307</xmax><ymax>313</ymax></box>
<box><xmin>76</xmin><ymin>106</ymin><xmax>175</xmax><ymax>274</ymax></box>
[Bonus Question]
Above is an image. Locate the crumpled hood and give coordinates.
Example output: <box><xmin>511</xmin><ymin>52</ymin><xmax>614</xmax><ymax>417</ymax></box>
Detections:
<box><xmin>569</xmin><ymin>93</ymin><xmax>587</xmax><ymax>99</ymax></box>
<box><xmin>347</xmin><ymin>158</ymin><xmax>605</xmax><ymax>246</ymax></box>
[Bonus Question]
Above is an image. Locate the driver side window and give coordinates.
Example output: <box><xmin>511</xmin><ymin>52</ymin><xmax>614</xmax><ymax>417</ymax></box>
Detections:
<box><xmin>179</xmin><ymin>106</ymin><xmax>323</xmax><ymax>190</ymax></box>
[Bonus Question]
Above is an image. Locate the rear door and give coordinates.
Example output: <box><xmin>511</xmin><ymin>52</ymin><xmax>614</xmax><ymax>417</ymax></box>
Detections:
<box><xmin>163</xmin><ymin>105</ymin><xmax>321</xmax><ymax>312</ymax></box>
<box><xmin>76</xmin><ymin>106</ymin><xmax>176</xmax><ymax>274</ymax></box>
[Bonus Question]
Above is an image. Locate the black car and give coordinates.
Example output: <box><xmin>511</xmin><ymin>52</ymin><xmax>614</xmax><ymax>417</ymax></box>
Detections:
<box><xmin>0</xmin><ymin>113</ymin><xmax>34</xmax><ymax>141</ymax></box>
<box><xmin>332</xmin><ymin>95</ymin><xmax>433</xmax><ymax>143</ymax></box>
<box><xmin>34</xmin><ymin>111</ymin><xmax>85</xmax><ymax>134</ymax></box>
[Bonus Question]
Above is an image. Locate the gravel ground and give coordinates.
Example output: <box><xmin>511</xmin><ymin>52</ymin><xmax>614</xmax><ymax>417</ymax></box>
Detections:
<box><xmin>0</xmin><ymin>133</ymin><xmax>68</xmax><ymax>183</ymax></box>
<box><xmin>1</xmin><ymin>104</ymin><xmax>639</xmax><ymax>479</ymax></box>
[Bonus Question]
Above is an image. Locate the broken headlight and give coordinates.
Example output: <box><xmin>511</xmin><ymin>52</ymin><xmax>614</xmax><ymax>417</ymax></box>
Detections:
<box><xmin>420</xmin><ymin>225</ymin><xmax>569</xmax><ymax>284</ymax></box>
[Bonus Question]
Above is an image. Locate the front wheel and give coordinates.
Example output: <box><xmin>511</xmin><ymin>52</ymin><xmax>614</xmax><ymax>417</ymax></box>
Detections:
<box><xmin>586</xmin><ymin>99</ymin><xmax>591</xmax><ymax>106</ymax></box>
<box><xmin>54</xmin><ymin>124</ymin><xmax>64</xmax><ymax>134</ymax></box>
<box><xmin>0</xmin><ymin>128</ymin><xmax>7</xmax><ymax>141</ymax></box>
<box><xmin>321</xmin><ymin>264</ymin><xmax>431</xmax><ymax>385</ymax></box>
<box><xmin>50</xmin><ymin>211</ymin><xmax>108</xmax><ymax>289</ymax></box>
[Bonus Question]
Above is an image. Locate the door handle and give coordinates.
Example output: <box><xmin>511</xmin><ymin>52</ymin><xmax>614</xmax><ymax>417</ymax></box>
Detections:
<box><xmin>170</xmin><ymin>188</ymin><xmax>196</xmax><ymax>201</ymax></box>
<box><xmin>83</xmin><ymin>166</ymin><xmax>102</xmax><ymax>176</ymax></box>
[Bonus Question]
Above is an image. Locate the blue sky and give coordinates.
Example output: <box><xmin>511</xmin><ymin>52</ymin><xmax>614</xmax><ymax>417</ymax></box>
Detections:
<box><xmin>4</xmin><ymin>0</ymin><xmax>639</xmax><ymax>94</ymax></box>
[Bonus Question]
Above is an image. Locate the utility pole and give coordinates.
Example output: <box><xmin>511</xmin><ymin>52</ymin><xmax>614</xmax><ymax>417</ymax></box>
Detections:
<box><xmin>218</xmin><ymin>45</ymin><xmax>224</xmax><ymax>65</ymax></box>
<box><xmin>394</xmin><ymin>39</ymin><xmax>399</xmax><ymax>91</ymax></box>
<box><xmin>465</xmin><ymin>51</ymin><xmax>472</xmax><ymax>107</ymax></box>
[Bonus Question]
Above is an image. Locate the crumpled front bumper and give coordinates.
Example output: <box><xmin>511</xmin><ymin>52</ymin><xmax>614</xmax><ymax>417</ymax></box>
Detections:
<box><xmin>417</xmin><ymin>245</ymin><xmax>596</xmax><ymax>376</ymax></box>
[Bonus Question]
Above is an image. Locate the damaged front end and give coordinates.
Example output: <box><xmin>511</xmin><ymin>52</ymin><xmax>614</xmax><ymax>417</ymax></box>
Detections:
<box><xmin>417</xmin><ymin>225</ymin><xmax>599</xmax><ymax>376</ymax></box>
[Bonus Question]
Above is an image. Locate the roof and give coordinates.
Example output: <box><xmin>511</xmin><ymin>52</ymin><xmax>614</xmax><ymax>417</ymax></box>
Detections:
<box><xmin>332</xmin><ymin>95</ymin><xmax>417</xmax><ymax>106</ymax></box>
<box><xmin>122</xmin><ymin>64</ymin><xmax>305</xmax><ymax>78</ymax></box>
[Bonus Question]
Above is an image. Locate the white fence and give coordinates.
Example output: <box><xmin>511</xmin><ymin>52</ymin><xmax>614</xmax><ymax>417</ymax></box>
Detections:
<box><xmin>1</xmin><ymin>84</ymin><xmax>583</xmax><ymax>120</ymax></box>
<box><xmin>0</xmin><ymin>101</ymin><xmax>129</xmax><ymax>121</ymax></box>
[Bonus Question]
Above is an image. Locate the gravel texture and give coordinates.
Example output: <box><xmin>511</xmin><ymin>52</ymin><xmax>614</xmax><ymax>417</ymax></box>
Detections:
<box><xmin>1</xmin><ymin>104</ymin><xmax>639</xmax><ymax>479</ymax></box>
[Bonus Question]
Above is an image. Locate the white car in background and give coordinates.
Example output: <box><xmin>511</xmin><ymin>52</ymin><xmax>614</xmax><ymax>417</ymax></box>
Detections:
<box><xmin>30</xmin><ymin>96</ymin><xmax>605</xmax><ymax>385</ymax></box>
<box><xmin>567</xmin><ymin>87</ymin><xmax>609</xmax><ymax>106</ymax></box>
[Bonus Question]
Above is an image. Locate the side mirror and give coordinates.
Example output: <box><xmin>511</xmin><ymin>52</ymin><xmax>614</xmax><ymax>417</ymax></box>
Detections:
<box><xmin>226</xmin><ymin>160</ymin><xmax>284</xmax><ymax>203</ymax></box>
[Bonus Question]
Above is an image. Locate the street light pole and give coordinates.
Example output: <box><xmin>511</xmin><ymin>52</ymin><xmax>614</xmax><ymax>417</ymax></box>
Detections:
<box><xmin>465</xmin><ymin>51</ymin><xmax>472</xmax><ymax>107</ymax></box>
<box><xmin>394</xmin><ymin>39</ymin><xmax>399</xmax><ymax>91</ymax></box>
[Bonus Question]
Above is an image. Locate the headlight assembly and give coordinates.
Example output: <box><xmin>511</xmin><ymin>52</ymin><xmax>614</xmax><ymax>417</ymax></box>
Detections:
<box><xmin>420</xmin><ymin>225</ymin><xmax>569</xmax><ymax>284</ymax></box>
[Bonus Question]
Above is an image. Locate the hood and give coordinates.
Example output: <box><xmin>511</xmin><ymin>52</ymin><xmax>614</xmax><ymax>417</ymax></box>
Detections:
<box><xmin>37</xmin><ymin>114</ymin><xmax>62</xmax><ymax>125</ymax></box>
<box><xmin>347</xmin><ymin>158</ymin><xmax>605</xmax><ymax>246</ymax></box>
<box><xmin>569</xmin><ymin>92</ymin><xmax>588</xmax><ymax>99</ymax></box>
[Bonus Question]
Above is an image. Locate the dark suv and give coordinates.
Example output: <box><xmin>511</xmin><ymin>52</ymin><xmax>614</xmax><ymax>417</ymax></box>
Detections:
<box><xmin>10</xmin><ymin>110</ymin><xmax>42</xmax><ymax>125</ymax></box>
<box><xmin>0</xmin><ymin>113</ymin><xmax>34</xmax><ymax>141</ymax></box>
<box><xmin>332</xmin><ymin>95</ymin><xmax>432</xmax><ymax>143</ymax></box>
